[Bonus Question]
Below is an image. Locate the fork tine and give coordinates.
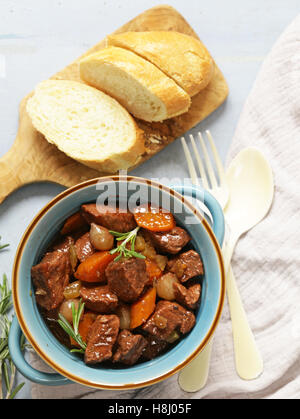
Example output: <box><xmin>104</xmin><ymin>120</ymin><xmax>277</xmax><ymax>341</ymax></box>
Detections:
<box><xmin>189</xmin><ymin>134</ymin><xmax>209</xmax><ymax>190</ymax></box>
<box><xmin>205</xmin><ymin>130</ymin><xmax>226</xmax><ymax>186</ymax></box>
<box><xmin>181</xmin><ymin>137</ymin><xmax>200</xmax><ymax>186</ymax></box>
<box><xmin>198</xmin><ymin>132</ymin><xmax>218</xmax><ymax>189</ymax></box>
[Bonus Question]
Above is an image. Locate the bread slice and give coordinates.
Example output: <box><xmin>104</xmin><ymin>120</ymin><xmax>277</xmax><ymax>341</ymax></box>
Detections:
<box><xmin>107</xmin><ymin>31</ymin><xmax>214</xmax><ymax>97</ymax></box>
<box><xmin>26</xmin><ymin>80</ymin><xmax>145</xmax><ymax>173</ymax></box>
<box><xmin>80</xmin><ymin>47</ymin><xmax>191</xmax><ymax>122</ymax></box>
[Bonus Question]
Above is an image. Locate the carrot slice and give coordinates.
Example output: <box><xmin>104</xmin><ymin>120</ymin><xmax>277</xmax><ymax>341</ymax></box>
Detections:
<box><xmin>145</xmin><ymin>259</ymin><xmax>163</xmax><ymax>282</ymax></box>
<box><xmin>70</xmin><ymin>312</ymin><xmax>96</xmax><ymax>348</ymax></box>
<box><xmin>130</xmin><ymin>288</ymin><xmax>157</xmax><ymax>329</ymax></box>
<box><xmin>134</xmin><ymin>206</ymin><xmax>175</xmax><ymax>232</ymax></box>
<box><xmin>61</xmin><ymin>212</ymin><xmax>88</xmax><ymax>235</ymax></box>
<box><xmin>74</xmin><ymin>251</ymin><xmax>116</xmax><ymax>283</ymax></box>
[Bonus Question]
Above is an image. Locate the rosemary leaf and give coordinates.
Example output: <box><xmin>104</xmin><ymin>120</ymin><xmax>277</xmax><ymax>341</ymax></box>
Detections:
<box><xmin>109</xmin><ymin>231</ymin><xmax>127</xmax><ymax>238</ymax></box>
<box><xmin>0</xmin><ymin>274</ymin><xmax>27</xmax><ymax>399</ymax></box>
<box><xmin>0</xmin><ymin>237</ymin><xmax>9</xmax><ymax>251</ymax></box>
<box><xmin>109</xmin><ymin>227</ymin><xmax>146</xmax><ymax>261</ymax></box>
<box><xmin>58</xmin><ymin>316</ymin><xmax>77</xmax><ymax>341</ymax></box>
<box><xmin>131</xmin><ymin>251</ymin><xmax>147</xmax><ymax>259</ymax></box>
<box><xmin>7</xmin><ymin>382</ymin><xmax>25</xmax><ymax>400</ymax></box>
<box><xmin>70</xmin><ymin>348</ymin><xmax>86</xmax><ymax>354</ymax></box>
<box><xmin>0</xmin><ymin>295</ymin><xmax>13</xmax><ymax>315</ymax></box>
<box><xmin>0</xmin><ymin>244</ymin><xmax>9</xmax><ymax>251</ymax></box>
<box><xmin>58</xmin><ymin>300</ymin><xmax>87</xmax><ymax>353</ymax></box>
<box><xmin>3</xmin><ymin>361</ymin><xmax>10</xmax><ymax>390</ymax></box>
<box><xmin>0</xmin><ymin>338</ymin><xmax>8</xmax><ymax>352</ymax></box>
<box><xmin>0</xmin><ymin>348</ymin><xmax>9</xmax><ymax>361</ymax></box>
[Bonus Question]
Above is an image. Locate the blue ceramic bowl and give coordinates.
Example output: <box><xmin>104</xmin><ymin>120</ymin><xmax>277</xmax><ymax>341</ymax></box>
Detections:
<box><xmin>9</xmin><ymin>176</ymin><xmax>225</xmax><ymax>390</ymax></box>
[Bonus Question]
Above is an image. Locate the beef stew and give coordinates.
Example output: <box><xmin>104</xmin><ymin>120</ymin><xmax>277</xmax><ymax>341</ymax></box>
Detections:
<box><xmin>31</xmin><ymin>203</ymin><xmax>204</xmax><ymax>368</ymax></box>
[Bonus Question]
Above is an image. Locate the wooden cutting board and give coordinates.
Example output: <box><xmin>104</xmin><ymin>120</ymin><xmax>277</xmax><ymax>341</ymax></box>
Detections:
<box><xmin>0</xmin><ymin>5</ymin><xmax>228</xmax><ymax>205</ymax></box>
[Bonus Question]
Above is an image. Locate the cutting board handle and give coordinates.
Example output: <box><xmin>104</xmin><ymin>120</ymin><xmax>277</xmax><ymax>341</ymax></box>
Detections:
<box><xmin>0</xmin><ymin>145</ymin><xmax>28</xmax><ymax>205</ymax></box>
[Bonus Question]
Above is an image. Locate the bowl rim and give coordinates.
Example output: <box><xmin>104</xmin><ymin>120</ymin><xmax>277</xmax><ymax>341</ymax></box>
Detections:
<box><xmin>12</xmin><ymin>175</ymin><xmax>225</xmax><ymax>390</ymax></box>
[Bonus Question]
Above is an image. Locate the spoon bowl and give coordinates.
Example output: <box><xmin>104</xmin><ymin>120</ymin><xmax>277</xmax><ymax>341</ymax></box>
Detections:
<box><xmin>225</xmin><ymin>148</ymin><xmax>274</xmax><ymax>239</ymax></box>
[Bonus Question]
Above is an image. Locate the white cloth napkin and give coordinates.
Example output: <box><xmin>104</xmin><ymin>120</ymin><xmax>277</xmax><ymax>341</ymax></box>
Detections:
<box><xmin>30</xmin><ymin>15</ymin><xmax>300</xmax><ymax>399</ymax></box>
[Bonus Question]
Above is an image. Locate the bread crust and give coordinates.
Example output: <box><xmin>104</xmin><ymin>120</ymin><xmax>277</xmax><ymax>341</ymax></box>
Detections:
<box><xmin>107</xmin><ymin>31</ymin><xmax>214</xmax><ymax>97</ymax></box>
<box><xmin>80</xmin><ymin>47</ymin><xmax>191</xmax><ymax>122</ymax></box>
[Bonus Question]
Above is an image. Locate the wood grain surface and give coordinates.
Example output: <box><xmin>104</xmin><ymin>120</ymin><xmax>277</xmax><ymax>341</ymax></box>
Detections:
<box><xmin>0</xmin><ymin>4</ymin><xmax>228</xmax><ymax>204</ymax></box>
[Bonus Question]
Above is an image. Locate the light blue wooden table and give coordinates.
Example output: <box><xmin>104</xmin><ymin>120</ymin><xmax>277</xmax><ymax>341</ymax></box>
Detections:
<box><xmin>0</xmin><ymin>0</ymin><xmax>298</xmax><ymax>399</ymax></box>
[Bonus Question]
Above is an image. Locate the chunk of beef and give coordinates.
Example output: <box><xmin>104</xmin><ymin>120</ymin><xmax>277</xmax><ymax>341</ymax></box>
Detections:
<box><xmin>112</xmin><ymin>330</ymin><xmax>148</xmax><ymax>366</ymax></box>
<box><xmin>142</xmin><ymin>336</ymin><xmax>169</xmax><ymax>360</ymax></box>
<box><xmin>144</xmin><ymin>227</ymin><xmax>191</xmax><ymax>255</ymax></box>
<box><xmin>75</xmin><ymin>232</ymin><xmax>95</xmax><ymax>262</ymax></box>
<box><xmin>84</xmin><ymin>315</ymin><xmax>120</xmax><ymax>365</ymax></box>
<box><xmin>52</xmin><ymin>236</ymin><xmax>74</xmax><ymax>253</ymax></box>
<box><xmin>80</xmin><ymin>284</ymin><xmax>118</xmax><ymax>313</ymax></box>
<box><xmin>167</xmin><ymin>250</ymin><xmax>204</xmax><ymax>282</ymax></box>
<box><xmin>106</xmin><ymin>258</ymin><xmax>148</xmax><ymax>303</ymax></box>
<box><xmin>143</xmin><ymin>301</ymin><xmax>195</xmax><ymax>341</ymax></box>
<box><xmin>173</xmin><ymin>283</ymin><xmax>201</xmax><ymax>310</ymax></box>
<box><xmin>31</xmin><ymin>251</ymin><xmax>71</xmax><ymax>311</ymax></box>
<box><xmin>81</xmin><ymin>204</ymin><xmax>137</xmax><ymax>233</ymax></box>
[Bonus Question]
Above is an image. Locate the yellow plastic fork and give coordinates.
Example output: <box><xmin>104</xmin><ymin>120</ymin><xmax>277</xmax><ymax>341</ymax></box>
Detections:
<box><xmin>179</xmin><ymin>131</ymin><xmax>229</xmax><ymax>392</ymax></box>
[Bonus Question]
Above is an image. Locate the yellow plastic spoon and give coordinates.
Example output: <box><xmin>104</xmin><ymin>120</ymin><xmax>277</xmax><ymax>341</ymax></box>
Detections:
<box><xmin>179</xmin><ymin>148</ymin><xmax>274</xmax><ymax>391</ymax></box>
<box><xmin>222</xmin><ymin>148</ymin><xmax>274</xmax><ymax>380</ymax></box>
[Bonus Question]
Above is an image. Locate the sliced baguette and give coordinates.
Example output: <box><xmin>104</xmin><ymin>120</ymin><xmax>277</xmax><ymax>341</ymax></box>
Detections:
<box><xmin>107</xmin><ymin>31</ymin><xmax>214</xmax><ymax>97</ymax></box>
<box><xmin>26</xmin><ymin>80</ymin><xmax>145</xmax><ymax>173</ymax></box>
<box><xmin>80</xmin><ymin>46</ymin><xmax>191</xmax><ymax>122</ymax></box>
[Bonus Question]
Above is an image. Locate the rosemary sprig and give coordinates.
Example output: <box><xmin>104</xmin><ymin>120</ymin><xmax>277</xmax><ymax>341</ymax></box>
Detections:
<box><xmin>0</xmin><ymin>237</ymin><xmax>9</xmax><ymax>251</ymax></box>
<box><xmin>109</xmin><ymin>227</ymin><xmax>146</xmax><ymax>262</ymax></box>
<box><xmin>58</xmin><ymin>300</ymin><xmax>87</xmax><ymax>354</ymax></box>
<box><xmin>0</xmin><ymin>274</ymin><xmax>27</xmax><ymax>399</ymax></box>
